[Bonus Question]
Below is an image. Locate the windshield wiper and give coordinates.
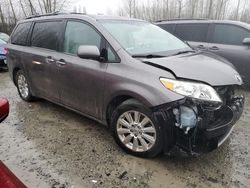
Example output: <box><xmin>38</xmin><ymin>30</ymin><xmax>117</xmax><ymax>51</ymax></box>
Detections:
<box><xmin>172</xmin><ymin>50</ymin><xmax>196</xmax><ymax>56</ymax></box>
<box><xmin>132</xmin><ymin>54</ymin><xmax>166</xmax><ymax>59</ymax></box>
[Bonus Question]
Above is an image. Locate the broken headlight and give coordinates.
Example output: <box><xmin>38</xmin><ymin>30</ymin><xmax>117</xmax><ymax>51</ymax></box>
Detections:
<box><xmin>160</xmin><ymin>78</ymin><xmax>222</xmax><ymax>103</ymax></box>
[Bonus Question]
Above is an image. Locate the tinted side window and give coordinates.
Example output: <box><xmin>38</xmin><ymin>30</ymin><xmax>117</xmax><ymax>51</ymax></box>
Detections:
<box><xmin>11</xmin><ymin>22</ymin><xmax>32</xmax><ymax>46</ymax></box>
<box><xmin>64</xmin><ymin>21</ymin><xmax>101</xmax><ymax>55</ymax></box>
<box><xmin>158</xmin><ymin>24</ymin><xmax>175</xmax><ymax>34</ymax></box>
<box><xmin>175</xmin><ymin>23</ymin><xmax>209</xmax><ymax>42</ymax></box>
<box><xmin>31</xmin><ymin>21</ymin><xmax>62</xmax><ymax>50</ymax></box>
<box><xmin>212</xmin><ymin>24</ymin><xmax>250</xmax><ymax>45</ymax></box>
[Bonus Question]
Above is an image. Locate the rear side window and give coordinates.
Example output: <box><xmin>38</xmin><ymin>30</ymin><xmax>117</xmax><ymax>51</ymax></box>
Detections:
<box><xmin>31</xmin><ymin>21</ymin><xmax>62</xmax><ymax>50</ymax></box>
<box><xmin>63</xmin><ymin>21</ymin><xmax>101</xmax><ymax>55</ymax></box>
<box><xmin>212</xmin><ymin>24</ymin><xmax>250</xmax><ymax>45</ymax></box>
<box><xmin>175</xmin><ymin>23</ymin><xmax>209</xmax><ymax>42</ymax></box>
<box><xmin>11</xmin><ymin>22</ymin><xmax>32</xmax><ymax>46</ymax></box>
<box><xmin>158</xmin><ymin>24</ymin><xmax>175</xmax><ymax>34</ymax></box>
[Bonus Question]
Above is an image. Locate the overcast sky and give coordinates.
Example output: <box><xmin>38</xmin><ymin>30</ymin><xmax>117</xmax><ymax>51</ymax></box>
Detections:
<box><xmin>71</xmin><ymin>0</ymin><xmax>239</xmax><ymax>15</ymax></box>
<box><xmin>72</xmin><ymin>0</ymin><xmax>122</xmax><ymax>14</ymax></box>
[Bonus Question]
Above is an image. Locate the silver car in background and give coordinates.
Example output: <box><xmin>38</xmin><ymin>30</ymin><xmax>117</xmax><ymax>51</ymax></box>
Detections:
<box><xmin>156</xmin><ymin>19</ymin><xmax>250</xmax><ymax>88</ymax></box>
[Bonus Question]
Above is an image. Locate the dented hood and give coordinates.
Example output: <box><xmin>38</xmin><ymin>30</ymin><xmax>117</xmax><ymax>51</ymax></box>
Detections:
<box><xmin>142</xmin><ymin>52</ymin><xmax>242</xmax><ymax>86</ymax></box>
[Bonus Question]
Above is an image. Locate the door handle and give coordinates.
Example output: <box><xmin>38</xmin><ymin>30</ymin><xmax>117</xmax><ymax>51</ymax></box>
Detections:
<box><xmin>209</xmin><ymin>46</ymin><xmax>219</xmax><ymax>51</ymax></box>
<box><xmin>56</xmin><ymin>59</ymin><xmax>66</xmax><ymax>67</ymax></box>
<box><xmin>46</xmin><ymin>56</ymin><xmax>55</xmax><ymax>64</ymax></box>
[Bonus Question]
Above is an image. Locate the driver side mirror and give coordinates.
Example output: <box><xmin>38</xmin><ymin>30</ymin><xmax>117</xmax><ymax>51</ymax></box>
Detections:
<box><xmin>0</xmin><ymin>98</ymin><xmax>9</xmax><ymax>123</ymax></box>
<box><xmin>77</xmin><ymin>45</ymin><xmax>101</xmax><ymax>60</ymax></box>
<box><xmin>243</xmin><ymin>38</ymin><xmax>250</xmax><ymax>45</ymax></box>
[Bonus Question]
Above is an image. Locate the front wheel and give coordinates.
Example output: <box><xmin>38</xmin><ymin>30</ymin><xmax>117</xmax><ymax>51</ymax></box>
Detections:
<box><xmin>111</xmin><ymin>99</ymin><xmax>163</xmax><ymax>158</ymax></box>
<box><xmin>15</xmin><ymin>70</ymin><xmax>34</xmax><ymax>101</ymax></box>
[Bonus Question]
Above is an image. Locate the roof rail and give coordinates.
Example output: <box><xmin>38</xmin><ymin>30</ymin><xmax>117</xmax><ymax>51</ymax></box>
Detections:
<box><xmin>25</xmin><ymin>11</ymin><xmax>69</xmax><ymax>19</ymax></box>
<box><xmin>70</xmin><ymin>12</ymin><xmax>87</xmax><ymax>15</ymax></box>
<box><xmin>156</xmin><ymin>18</ymin><xmax>208</xmax><ymax>22</ymax></box>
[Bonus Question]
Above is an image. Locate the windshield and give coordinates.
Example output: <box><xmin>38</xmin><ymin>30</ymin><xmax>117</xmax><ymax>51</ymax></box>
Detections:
<box><xmin>0</xmin><ymin>33</ymin><xmax>9</xmax><ymax>42</ymax></box>
<box><xmin>100</xmin><ymin>20</ymin><xmax>190</xmax><ymax>56</ymax></box>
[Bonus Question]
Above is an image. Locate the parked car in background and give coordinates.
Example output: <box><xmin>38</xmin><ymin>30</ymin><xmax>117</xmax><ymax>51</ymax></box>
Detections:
<box><xmin>0</xmin><ymin>98</ymin><xmax>9</xmax><ymax>123</ymax></box>
<box><xmin>0</xmin><ymin>32</ymin><xmax>10</xmax><ymax>42</ymax></box>
<box><xmin>7</xmin><ymin>13</ymin><xmax>244</xmax><ymax>158</ymax></box>
<box><xmin>0</xmin><ymin>38</ymin><xmax>7</xmax><ymax>69</ymax></box>
<box><xmin>156</xmin><ymin>19</ymin><xmax>250</xmax><ymax>87</ymax></box>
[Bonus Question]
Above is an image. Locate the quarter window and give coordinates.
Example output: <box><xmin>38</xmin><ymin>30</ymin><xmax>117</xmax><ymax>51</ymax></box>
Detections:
<box><xmin>175</xmin><ymin>23</ymin><xmax>209</xmax><ymax>42</ymax></box>
<box><xmin>212</xmin><ymin>24</ymin><xmax>250</xmax><ymax>45</ymax></box>
<box><xmin>31</xmin><ymin>21</ymin><xmax>62</xmax><ymax>50</ymax></box>
<box><xmin>63</xmin><ymin>21</ymin><xmax>101</xmax><ymax>55</ymax></box>
<box><xmin>11</xmin><ymin>22</ymin><xmax>32</xmax><ymax>46</ymax></box>
<box><xmin>106</xmin><ymin>43</ymin><xmax>119</xmax><ymax>63</ymax></box>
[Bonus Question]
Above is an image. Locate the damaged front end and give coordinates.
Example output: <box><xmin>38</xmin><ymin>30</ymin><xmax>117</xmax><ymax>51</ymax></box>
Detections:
<box><xmin>153</xmin><ymin>86</ymin><xmax>244</xmax><ymax>155</ymax></box>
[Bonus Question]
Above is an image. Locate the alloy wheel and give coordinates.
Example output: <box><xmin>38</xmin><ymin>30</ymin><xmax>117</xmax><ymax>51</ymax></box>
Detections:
<box><xmin>116</xmin><ymin>111</ymin><xmax>157</xmax><ymax>152</ymax></box>
<box><xmin>17</xmin><ymin>74</ymin><xmax>29</xmax><ymax>99</ymax></box>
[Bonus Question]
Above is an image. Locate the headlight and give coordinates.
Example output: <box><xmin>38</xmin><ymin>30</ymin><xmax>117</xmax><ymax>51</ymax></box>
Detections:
<box><xmin>160</xmin><ymin>78</ymin><xmax>222</xmax><ymax>103</ymax></box>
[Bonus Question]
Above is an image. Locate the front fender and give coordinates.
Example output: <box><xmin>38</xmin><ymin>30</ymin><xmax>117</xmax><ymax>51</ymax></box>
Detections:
<box><xmin>104</xmin><ymin>81</ymin><xmax>184</xmax><ymax>117</ymax></box>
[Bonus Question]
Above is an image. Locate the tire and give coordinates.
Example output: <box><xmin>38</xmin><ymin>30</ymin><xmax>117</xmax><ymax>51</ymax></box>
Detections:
<box><xmin>111</xmin><ymin>99</ymin><xmax>163</xmax><ymax>158</ymax></box>
<box><xmin>15</xmin><ymin>70</ymin><xmax>34</xmax><ymax>101</ymax></box>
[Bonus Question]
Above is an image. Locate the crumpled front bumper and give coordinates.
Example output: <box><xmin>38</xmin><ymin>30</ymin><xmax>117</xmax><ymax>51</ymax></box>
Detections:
<box><xmin>206</xmin><ymin>96</ymin><xmax>244</xmax><ymax>147</ymax></box>
<box><xmin>153</xmin><ymin>94</ymin><xmax>245</xmax><ymax>155</ymax></box>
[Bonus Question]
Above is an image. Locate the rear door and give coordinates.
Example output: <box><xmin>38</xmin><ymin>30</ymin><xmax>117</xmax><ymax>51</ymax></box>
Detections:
<box><xmin>174</xmin><ymin>23</ymin><xmax>210</xmax><ymax>51</ymax></box>
<box><xmin>28</xmin><ymin>20</ymin><xmax>64</xmax><ymax>102</ymax></box>
<box><xmin>57</xmin><ymin>20</ymin><xmax>109</xmax><ymax>119</ymax></box>
<box><xmin>208</xmin><ymin>23</ymin><xmax>250</xmax><ymax>85</ymax></box>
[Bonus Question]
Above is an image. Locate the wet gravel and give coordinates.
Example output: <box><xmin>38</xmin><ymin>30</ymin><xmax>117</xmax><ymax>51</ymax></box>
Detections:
<box><xmin>0</xmin><ymin>71</ymin><xmax>250</xmax><ymax>188</ymax></box>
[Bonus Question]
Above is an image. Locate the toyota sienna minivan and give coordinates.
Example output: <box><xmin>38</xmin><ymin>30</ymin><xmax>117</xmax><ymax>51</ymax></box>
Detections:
<box><xmin>7</xmin><ymin>13</ymin><xmax>244</xmax><ymax>158</ymax></box>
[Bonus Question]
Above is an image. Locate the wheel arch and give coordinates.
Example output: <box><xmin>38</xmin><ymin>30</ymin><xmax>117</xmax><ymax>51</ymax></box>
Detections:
<box><xmin>105</xmin><ymin>92</ymin><xmax>153</xmax><ymax>126</ymax></box>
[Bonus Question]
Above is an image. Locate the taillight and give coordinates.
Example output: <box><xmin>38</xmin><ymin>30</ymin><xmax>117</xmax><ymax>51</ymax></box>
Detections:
<box><xmin>4</xmin><ymin>48</ymin><xmax>8</xmax><ymax>54</ymax></box>
<box><xmin>0</xmin><ymin>98</ymin><xmax>9</xmax><ymax>122</ymax></box>
<box><xmin>0</xmin><ymin>161</ymin><xmax>27</xmax><ymax>188</ymax></box>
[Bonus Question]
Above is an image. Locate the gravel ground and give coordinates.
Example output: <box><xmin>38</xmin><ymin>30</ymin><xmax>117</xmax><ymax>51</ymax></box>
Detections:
<box><xmin>0</xmin><ymin>71</ymin><xmax>249</xmax><ymax>188</ymax></box>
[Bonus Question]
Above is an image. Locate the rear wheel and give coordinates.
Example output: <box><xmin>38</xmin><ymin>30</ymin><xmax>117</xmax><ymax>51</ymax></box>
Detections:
<box><xmin>111</xmin><ymin>99</ymin><xmax>163</xmax><ymax>158</ymax></box>
<box><xmin>15</xmin><ymin>70</ymin><xmax>34</xmax><ymax>101</ymax></box>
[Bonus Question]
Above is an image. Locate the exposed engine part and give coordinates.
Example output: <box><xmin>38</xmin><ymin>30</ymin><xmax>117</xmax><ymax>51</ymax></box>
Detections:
<box><xmin>173</xmin><ymin>106</ymin><xmax>198</xmax><ymax>134</ymax></box>
<box><xmin>152</xmin><ymin>87</ymin><xmax>244</xmax><ymax>155</ymax></box>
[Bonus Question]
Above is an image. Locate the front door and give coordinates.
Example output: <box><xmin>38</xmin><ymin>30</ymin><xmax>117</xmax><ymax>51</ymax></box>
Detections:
<box><xmin>208</xmin><ymin>23</ymin><xmax>250</xmax><ymax>86</ymax></box>
<box><xmin>174</xmin><ymin>23</ymin><xmax>211</xmax><ymax>51</ymax></box>
<box><xmin>57</xmin><ymin>20</ymin><xmax>107</xmax><ymax>119</ymax></box>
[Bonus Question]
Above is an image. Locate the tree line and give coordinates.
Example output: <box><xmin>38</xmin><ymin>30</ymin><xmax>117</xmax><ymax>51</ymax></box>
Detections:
<box><xmin>118</xmin><ymin>0</ymin><xmax>250</xmax><ymax>23</ymax></box>
<box><xmin>0</xmin><ymin>0</ymin><xmax>72</xmax><ymax>34</ymax></box>
<box><xmin>1</xmin><ymin>0</ymin><xmax>250</xmax><ymax>34</ymax></box>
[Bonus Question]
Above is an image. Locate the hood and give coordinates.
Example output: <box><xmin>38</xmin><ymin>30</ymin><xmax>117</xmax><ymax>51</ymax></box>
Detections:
<box><xmin>141</xmin><ymin>52</ymin><xmax>242</xmax><ymax>86</ymax></box>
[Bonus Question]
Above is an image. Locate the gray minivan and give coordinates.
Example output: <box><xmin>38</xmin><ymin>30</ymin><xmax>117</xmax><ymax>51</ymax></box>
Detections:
<box><xmin>7</xmin><ymin>13</ymin><xmax>244</xmax><ymax>157</ymax></box>
<box><xmin>156</xmin><ymin>19</ymin><xmax>250</xmax><ymax>87</ymax></box>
